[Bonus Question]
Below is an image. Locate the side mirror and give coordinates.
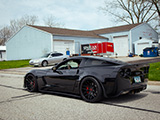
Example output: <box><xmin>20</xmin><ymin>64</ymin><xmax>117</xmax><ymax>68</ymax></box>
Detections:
<box><xmin>52</xmin><ymin>67</ymin><xmax>56</xmax><ymax>71</ymax></box>
<box><xmin>54</xmin><ymin>63</ymin><xmax>58</xmax><ymax>66</ymax></box>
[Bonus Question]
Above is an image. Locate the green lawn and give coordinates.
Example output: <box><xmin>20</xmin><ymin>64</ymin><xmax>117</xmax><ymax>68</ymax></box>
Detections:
<box><xmin>149</xmin><ymin>62</ymin><xmax>160</xmax><ymax>81</ymax></box>
<box><xmin>0</xmin><ymin>60</ymin><xmax>30</xmax><ymax>70</ymax></box>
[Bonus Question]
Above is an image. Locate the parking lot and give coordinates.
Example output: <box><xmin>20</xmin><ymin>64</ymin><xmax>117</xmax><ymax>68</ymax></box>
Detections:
<box><xmin>0</xmin><ymin>65</ymin><xmax>160</xmax><ymax>120</ymax></box>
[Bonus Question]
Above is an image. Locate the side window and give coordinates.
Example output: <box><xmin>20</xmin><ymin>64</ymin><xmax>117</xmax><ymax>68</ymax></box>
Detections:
<box><xmin>52</xmin><ymin>53</ymin><xmax>63</xmax><ymax>57</ymax></box>
<box><xmin>68</xmin><ymin>61</ymin><xmax>78</xmax><ymax>68</ymax></box>
<box><xmin>57</xmin><ymin>59</ymin><xmax>81</xmax><ymax>70</ymax></box>
<box><xmin>56</xmin><ymin>53</ymin><xmax>63</xmax><ymax>56</ymax></box>
<box><xmin>51</xmin><ymin>54</ymin><xmax>56</xmax><ymax>57</ymax></box>
<box><xmin>84</xmin><ymin>59</ymin><xmax>114</xmax><ymax>66</ymax></box>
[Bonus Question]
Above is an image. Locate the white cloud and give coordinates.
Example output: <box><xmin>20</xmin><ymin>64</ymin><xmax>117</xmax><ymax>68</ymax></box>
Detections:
<box><xmin>0</xmin><ymin>0</ymin><xmax>118</xmax><ymax>30</ymax></box>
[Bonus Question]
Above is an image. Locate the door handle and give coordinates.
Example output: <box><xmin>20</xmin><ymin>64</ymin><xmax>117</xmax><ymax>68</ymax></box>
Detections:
<box><xmin>76</xmin><ymin>69</ymin><xmax>79</xmax><ymax>74</ymax></box>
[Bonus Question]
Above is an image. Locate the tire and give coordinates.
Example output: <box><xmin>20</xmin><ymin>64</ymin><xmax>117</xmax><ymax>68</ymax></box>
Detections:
<box><xmin>42</xmin><ymin>60</ymin><xmax>48</xmax><ymax>67</ymax></box>
<box><xmin>63</xmin><ymin>58</ymin><xmax>67</xmax><ymax>61</ymax></box>
<box><xmin>25</xmin><ymin>74</ymin><xmax>38</xmax><ymax>92</ymax></box>
<box><xmin>80</xmin><ymin>77</ymin><xmax>102</xmax><ymax>102</ymax></box>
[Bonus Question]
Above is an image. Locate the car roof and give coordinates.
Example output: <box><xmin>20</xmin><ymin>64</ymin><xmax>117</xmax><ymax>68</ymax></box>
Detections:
<box><xmin>68</xmin><ymin>56</ymin><xmax>127</xmax><ymax>65</ymax></box>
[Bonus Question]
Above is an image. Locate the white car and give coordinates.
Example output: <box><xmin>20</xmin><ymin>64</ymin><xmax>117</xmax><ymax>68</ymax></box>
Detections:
<box><xmin>29</xmin><ymin>53</ymin><xmax>69</xmax><ymax>67</ymax></box>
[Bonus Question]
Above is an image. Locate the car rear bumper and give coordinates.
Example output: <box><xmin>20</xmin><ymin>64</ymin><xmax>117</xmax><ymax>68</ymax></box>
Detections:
<box><xmin>102</xmin><ymin>74</ymin><xmax>148</xmax><ymax>98</ymax></box>
<box><xmin>118</xmin><ymin>82</ymin><xmax>147</xmax><ymax>96</ymax></box>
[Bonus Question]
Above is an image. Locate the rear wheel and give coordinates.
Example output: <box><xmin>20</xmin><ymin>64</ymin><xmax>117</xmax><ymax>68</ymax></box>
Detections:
<box><xmin>25</xmin><ymin>74</ymin><xmax>38</xmax><ymax>92</ymax></box>
<box><xmin>80</xmin><ymin>77</ymin><xmax>102</xmax><ymax>102</ymax></box>
<box><xmin>42</xmin><ymin>60</ymin><xmax>48</xmax><ymax>67</ymax></box>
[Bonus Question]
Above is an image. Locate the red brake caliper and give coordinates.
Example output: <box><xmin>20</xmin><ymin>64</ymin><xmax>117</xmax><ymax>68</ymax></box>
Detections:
<box><xmin>33</xmin><ymin>81</ymin><xmax>35</xmax><ymax>87</ymax></box>
<box><xmin>86</xmin><ymin>87</ymin><xmax>89</xmax><ymax>94</ymax></box>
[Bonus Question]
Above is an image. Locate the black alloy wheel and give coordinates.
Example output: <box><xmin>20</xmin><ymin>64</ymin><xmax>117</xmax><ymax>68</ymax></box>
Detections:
<box><xmin>25</xmin><ymin>74</ymin><xmax>38</xmax><ymax>92</ymax></box>
<box><xmin>80</xmin><ymin>77</ymin><xmax>102</xmax><ymax>102</ymax></box>
<box><xmin>42</xmin><ymin>60</ymin><xmax>48</xmax><ymax>67</ymax></box>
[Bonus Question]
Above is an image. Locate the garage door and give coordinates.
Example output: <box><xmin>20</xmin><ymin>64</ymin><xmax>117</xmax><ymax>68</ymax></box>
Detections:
<box><xmin>113</xmin><ymin>36</ymin><xmax>128</xmax><ymax>56</ymax></box>
<box><xmin>53</xmin><ymin>40</ymin><xmax>75</xmax><ymax>55</ymax></box>
<box><xmin>136</xmin><ymin>42</ymin><xmax>150</xmax><ymax>55</ymax></box>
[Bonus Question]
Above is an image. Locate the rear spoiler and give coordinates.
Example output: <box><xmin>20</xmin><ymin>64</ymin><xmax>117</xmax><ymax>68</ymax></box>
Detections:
<box><xmin>127</xmin><ymin>57</ymin><xmax>160</xmax><ymax>64</ymax></box>
<box><xmin>126</xmin><ymin>58</ymin><xmax>160</xmax><ymax>75</ymax></box>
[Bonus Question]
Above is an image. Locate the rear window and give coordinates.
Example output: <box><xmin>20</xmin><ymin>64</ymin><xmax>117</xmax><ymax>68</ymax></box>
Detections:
<box><xmin>84</xmin><ymin>59</ymin><xmax>115</xmax><ymax>66</ymax></box>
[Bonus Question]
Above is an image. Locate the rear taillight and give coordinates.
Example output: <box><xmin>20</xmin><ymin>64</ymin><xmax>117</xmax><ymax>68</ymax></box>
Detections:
<box><xmin>140</xmin><ymin>66</ymin><xmax>149</xmax><ymax>74</ymax></box>
<box><xmin>119</xmin><ymin>68</ymin><xmax>131</xmax><ymax>78</ymax></box>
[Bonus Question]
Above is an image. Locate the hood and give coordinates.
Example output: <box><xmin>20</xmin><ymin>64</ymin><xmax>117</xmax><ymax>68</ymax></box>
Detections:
<box><xmin>27</xmin><ymin>69</ymin><xmax>50</xmax><ymax>77</ymax></box>
<box><xmin>30</xmin><ymin>57</ymin><xmax>47</xmax><ymax>62</ymax></box>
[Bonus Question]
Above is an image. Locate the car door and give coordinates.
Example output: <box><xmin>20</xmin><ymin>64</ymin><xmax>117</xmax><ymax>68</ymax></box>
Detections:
<box><xmin>44</xmin><ymin>59</ymin><xmax>81</xmax><ymax>92</ymax></box>
<box><xmin>47</xmin><ymin>53</ymin><xmax>57</xmax><ymax>64</ymax></box>
<box><xmin>54</xmin><ymin>53</ymin><xmax>64</xmax><ymax>62</ymax></box>
<box><xmin>49</xmin><ymin>53</ymin><xmax>64</xmax><ymax>64</ymax></box>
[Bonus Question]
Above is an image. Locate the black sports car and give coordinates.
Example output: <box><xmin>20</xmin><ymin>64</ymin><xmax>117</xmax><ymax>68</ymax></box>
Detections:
<box><xmin>24</xmin><ymin>56</ymin><xmax>149</xmax><ymax>102</ymax></box>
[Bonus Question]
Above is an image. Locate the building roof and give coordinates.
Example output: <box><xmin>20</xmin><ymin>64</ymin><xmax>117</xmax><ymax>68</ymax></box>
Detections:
<box><xmin>29</xmin><ymin>23</ymin><xmax>142</xmax><ymax>38</ymax></box>
<box><xmin>91</xmin><ymin>23</ymin><xmax>141</xmax><ymax>34</ymax></box>
<box><xmin>29</xmin><ymin>25</ymin><xmax>107</xmax><ymax>39</ymax></box>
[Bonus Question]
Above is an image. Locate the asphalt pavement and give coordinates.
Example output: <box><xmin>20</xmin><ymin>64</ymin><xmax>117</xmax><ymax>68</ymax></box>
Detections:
<box><xmin>0</xmin><ymin>76</ymin><xmax>160</xmax><ymax>120</ymax></box>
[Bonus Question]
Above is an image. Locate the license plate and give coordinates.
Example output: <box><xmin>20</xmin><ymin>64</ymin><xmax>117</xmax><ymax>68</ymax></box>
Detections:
<box><xmin>134</xmin><ymin>76</ymin><xmax>141</xmax><ymax>83</ymax></box>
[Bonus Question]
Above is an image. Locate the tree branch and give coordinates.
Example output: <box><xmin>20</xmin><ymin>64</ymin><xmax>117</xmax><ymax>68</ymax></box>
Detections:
<box><xmin>146</xmin><ymin>11</ymin><xmax>157</xmax><ymax>22</ymax></box>
<box><xmin>117</xmin><ymin>0</ymin><xmax>134</xmax><ymax>23</ymax></box>
<box><xmin>107</xmin><ymin>10</ymin><xmax>131</xmax><ymax>24</ymax></box>
<box><xmin>141</xmin><ymin>3</ymin><xmax>154</xmax><ymax>22</ymax></box>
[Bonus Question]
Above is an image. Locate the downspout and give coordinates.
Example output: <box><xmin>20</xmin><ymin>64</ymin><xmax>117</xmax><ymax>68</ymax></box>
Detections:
<box><xmin>129</xmin><ymin>30</ymin><xmax>133</xmax><ymax>53</ymax></box>
<box><xmin>51</xmin><ymin>34</ymin><xmax>53</xmax><ymax>52</ymax></box>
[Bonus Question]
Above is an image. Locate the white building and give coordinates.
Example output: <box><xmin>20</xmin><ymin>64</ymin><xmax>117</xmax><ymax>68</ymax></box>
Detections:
<box><xmin>91</xmin><ymin>23</ymin><xmax>158</xmax><ymax>56</ymax></box>
<box><xmin>134</xmin><ymin>38</ymin><xmax>159</xmax><ymax>55</ymax></box>
<box><xmin>6</xmin><ymin>23</ymin><xmax>159</xmax><ymax>60</ymax></box>
<box><xmin>6</xmin><ymin>25</ymin><xmax>108</xmax><ymax>60</ymax></box>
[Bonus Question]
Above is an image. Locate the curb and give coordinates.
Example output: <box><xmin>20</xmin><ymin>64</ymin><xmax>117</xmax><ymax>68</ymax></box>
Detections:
<box><xmin>148</xmin><ymin>81</ymin><xmax>160</xmax><ymax>86</ymax></box>
<box><xmin>0</xmin><ymin>73</ymin><xmax>24</xmax><ymax>78</ymax></box>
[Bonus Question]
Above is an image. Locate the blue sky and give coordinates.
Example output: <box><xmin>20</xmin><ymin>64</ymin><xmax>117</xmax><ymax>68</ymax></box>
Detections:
<box><xmin>0</xmin><ymin>0</ymin><xmax>124</xmax><ymax>30</ymax></box>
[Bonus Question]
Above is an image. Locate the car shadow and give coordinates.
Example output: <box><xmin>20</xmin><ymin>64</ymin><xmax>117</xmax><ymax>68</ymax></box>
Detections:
<box><xmin>100</xmin><ymin>93</ymin><xmax>160</xmax><ymax>114</ymax></box>
<box><xmin>39</xmin><ymin>91</ymin><xmax>82</xmax><ymax>101</ymax></box>
<box><xmin>144</xmin><ymin>90</ymin><xmax>160</xmax><ymax>95</ymax></box>
<box><xmin>101</xmin><ymin>93</ymin><xmax>148</xmax><ymax>104</ymax></box>
<box><xmin>39</xmin><ymin>91</ymin><xmax>149</xmax><ymax>104</ymax></box>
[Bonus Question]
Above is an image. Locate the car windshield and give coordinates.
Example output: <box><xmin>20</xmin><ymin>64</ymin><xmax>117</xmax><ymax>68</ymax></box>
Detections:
<box><xmin>42</xmin><ymin>53</ymin><xmax>50</xmax><ymax>58</ymax></box>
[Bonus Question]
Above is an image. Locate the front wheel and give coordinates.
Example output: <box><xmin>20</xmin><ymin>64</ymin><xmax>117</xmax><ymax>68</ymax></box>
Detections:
<box><xmin>25</xmin><ymin>74</ymin><xmax>38</xmax><ymax>92</ymax></box>
<box><xmin>42</xmin><ymin>60</ymin><xmax>48</xmax><ymax>67</ymax></box>
<box><xmin>80</xmin><ymin>77</ymin><xmax>102</xmax><ymax>102</ymax></box>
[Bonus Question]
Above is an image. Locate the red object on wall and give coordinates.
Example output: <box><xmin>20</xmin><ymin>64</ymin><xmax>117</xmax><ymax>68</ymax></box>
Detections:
<box><xmin>90</xmin><ymin>42</ymin><xmax>114</xmax><ymax>54</ymax></box>
<box><xmin>90</xmin><ymin>43</ymin><xmax>98</xmax><ymax>54</ymax></box>
<box><xmin>103</xmin><ymin>42</ymin><xmax>114</xmax><ymax>53</ymax></box>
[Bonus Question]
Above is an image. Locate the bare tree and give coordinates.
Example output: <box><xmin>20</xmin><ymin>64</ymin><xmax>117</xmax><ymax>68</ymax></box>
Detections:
<box><xmin>0</xmin><ymin>14</ymin><xmax>65</xmax><ymax>45</ymax></box>
<box><xmin>10</xmin><ymin>15</ymin><xmax>38</xmax><ymax>35</ymax></box>
<box><xmin>0</xmin><ymin>26</ymin><xmax>11</xmax><ymax>45</ymax></box>
<box><xmin>147</xmin><ymin>0</ymin><xmax>160</xmax><ymax>32</ymax></box>
<box><xmin>150</xmin><ymin>0</ymin><xmax>160</xmax><ymax>17</ymax></box>
<box><xmin>43</xmin><ymin>15</ymin><xmax>64</xmax><ymax>27</ymax></box>
<box><xmin>0</xmin><ymin>15</ymin><xmax>39</xmax><ymax>45</ymax></box>
<box><xmin>100</xmin><ymin>0</ymin><xmax>159</xmax><ymax>25</ymax></box>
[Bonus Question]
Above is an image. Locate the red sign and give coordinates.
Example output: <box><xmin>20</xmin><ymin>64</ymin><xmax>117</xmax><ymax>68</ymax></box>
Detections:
<box><xmin>103</xmin><ymin>42</ymin><xmax>114</xmax><ymax>53</ymax></box>
<box><xmin>90</xmin><ymin>42</ymin><xmax>114</xmax><ymax>54</ymax></box>
<box><xmin>90</xmin><ymin>43</ymin><xmax>98</xmax><ymax>54</ymax></box>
